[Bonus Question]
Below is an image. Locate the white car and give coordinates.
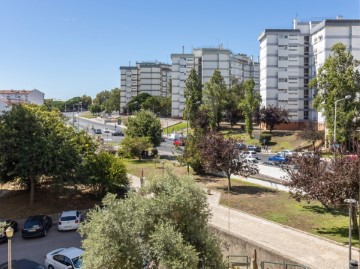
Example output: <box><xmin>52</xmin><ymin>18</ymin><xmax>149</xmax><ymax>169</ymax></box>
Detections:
<box><xmin>244</xmin><ymin>150</ymin><xmax>258</xmax><ymax>159</ymax></box>
<box><xmin>279</xmin><ymin>150</ymin><xmax>294</xmax><ymax>156</ymax></box>
<box><xmin>45</xmin><ymin>247</ymin><xmax>83</xmax><ymax>269</ymax></box>
<box><xmin>102</xmin><ymin>128</ymin><xmax>111</xmax><ymax>133</ymax></box>
<box><xmin>58</xmin><ymin>210</ymin><xmax>82</xmax><ymax>231</ymax></box>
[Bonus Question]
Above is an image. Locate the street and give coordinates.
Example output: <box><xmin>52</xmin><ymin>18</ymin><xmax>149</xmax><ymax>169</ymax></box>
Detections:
<box><xmin>0</xmin><ymin>228</ymin><xmax>82</xmax><ymax>266</ymax></box>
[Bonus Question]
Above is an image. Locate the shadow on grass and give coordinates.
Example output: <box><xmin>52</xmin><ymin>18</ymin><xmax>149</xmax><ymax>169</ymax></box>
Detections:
<box><xmin>302</xmin><ymin>205</ymin><xmax>347</xmax><ymax>217</ymax></box>
<box><xmin>315</xmin><ymin>226</ymin><xmax>359</xmax><ymax>243</ymax></box>
<box><xmin>217</xmin><ymin>185</ymin><xmax>277</xmax><ymax>196</ymax></box>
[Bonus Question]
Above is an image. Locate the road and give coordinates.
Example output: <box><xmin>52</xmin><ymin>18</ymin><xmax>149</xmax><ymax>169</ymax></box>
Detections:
<box><xmin>0</xmin><ymin>228</ymin><xmax>82</xmax><ymax>266</ymax></box>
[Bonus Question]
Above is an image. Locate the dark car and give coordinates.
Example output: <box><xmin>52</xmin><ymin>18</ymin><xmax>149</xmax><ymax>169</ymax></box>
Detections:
<box><xmin>22</xmin><ymin>215</ymin><xmax>52</xmax><ymax>238</ymax></box>
<box><xmin>112</xmin><ymin>130</ymin><xmax>124</xmax><ymax>136</ymax></box>
<box><xmin>247</xmin><ymin>145</ymin><xmax>261</xmax><ymax>152</ymax></box>
<box><xmin>0</xmin><ymin>259</ymin><xmax>44</xmax><ymax>269</ymax></box>
<box><xmin>0</xmin><ymin>219</ymin><xmax>18</xmax><ymax>243</ymax></box>
<box><xmin>94</xmin><ymin>128</ymin><xmax>102</xmax><ymax>134</ymax></box>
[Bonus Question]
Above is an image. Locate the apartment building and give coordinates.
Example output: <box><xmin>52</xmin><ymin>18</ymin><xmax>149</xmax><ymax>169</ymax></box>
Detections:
<box><xmin>0</xmin><ymin>89</ymin><xmax>45</xmax><ymax>113</ymax></box>
<box><xmin>259</xmin><ymin>17</ymin><xmax>360</xmax><ymax>130</ymax></box>
<box><xmin>119</xmin><ymin>62</ymin><xmax>171</xmax><ymax>112</ymax></box>
<box><xmin>171</xmin><ymin>48</ymin><xmax>259</xmax><ymax>117</ymax></box>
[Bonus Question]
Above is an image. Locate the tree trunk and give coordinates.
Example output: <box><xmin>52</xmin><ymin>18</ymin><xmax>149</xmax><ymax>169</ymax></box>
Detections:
<box><xmin>30</xmin><ymin>176</ymin><xmax>35</xmax><ymax>206</ymax></box>
<box><xmin>227</xmin><ymin>174</ymin><xmax>232</xmax><ymax>191</ymax></box>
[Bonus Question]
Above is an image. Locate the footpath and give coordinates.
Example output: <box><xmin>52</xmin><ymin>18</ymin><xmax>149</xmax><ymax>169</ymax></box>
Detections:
<box><xmin>128</xmin><ymin>174</ymin><xmax>355</xmax><ymax>269</ymax></box>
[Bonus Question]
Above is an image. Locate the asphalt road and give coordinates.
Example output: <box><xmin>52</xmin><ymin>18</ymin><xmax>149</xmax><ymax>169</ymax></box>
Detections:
<box><xmin>0</xmin><ymin>228</ymin><xmax>82</xmax><ymax>266</ymax></box>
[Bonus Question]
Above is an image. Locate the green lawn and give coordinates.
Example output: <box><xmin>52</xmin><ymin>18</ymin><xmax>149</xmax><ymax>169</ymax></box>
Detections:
<box><xmin>214</xmin><ymin>178</ymin><xmax>358</xmax><ymax>247</ymax></box>
<box><xmin>163</xmin><ymin>122</ymin><xmax>187</xmax><ymax>135</ymax></box>
<box><xmin>122</xmin><ymin>158</ymin><xmax>358</xmax><ymax>247</ymax></box>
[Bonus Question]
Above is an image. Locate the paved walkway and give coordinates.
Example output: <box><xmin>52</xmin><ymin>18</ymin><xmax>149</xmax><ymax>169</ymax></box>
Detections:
<box><xmin>127</xmin><ymin>174</ymin><xmax>356</xmax><ymax>269</ymax></box>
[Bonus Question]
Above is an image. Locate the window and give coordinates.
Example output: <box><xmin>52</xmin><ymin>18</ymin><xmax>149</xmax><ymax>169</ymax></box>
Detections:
<box><xmin>304</xmin><ymin>100</ymin><xmax>309</xmax><ymax>108</ymax></box>
<box><xmin>304</xmin><ymin>89</ymin><xmax>309</xmax><ymax>98</ymax></box>
<box><xmin>279</xmin><ymin>45</ymin><xmax>288</xmax><ymax>49</ymax></box>
<box><xmin>319</xmin><ymin>35</ymin><xmax>323</xmax><ymax>41</ymax></box>
<box><xmin>304</xmin><ymin>111</ymin><xmax>309</xmax><ymax>120</ymax></box>
<box><xmin>278</xmin><ymin>56</ymin><xmax>288</xmax><ymax>61</ymax></box>
<box><xmin>289</xmin><ymin>77</ymin><xmax>297</xmax><ymax>81</ymax></box>
<box><xmin>278</xmin><ymin>78</ymin><xmax>288</xmax><ymax>82</ymax></box>
<box><xmin>278</xmin><ymin>89</ymin><xmax>287</xmax><ymax>93</ymax></box>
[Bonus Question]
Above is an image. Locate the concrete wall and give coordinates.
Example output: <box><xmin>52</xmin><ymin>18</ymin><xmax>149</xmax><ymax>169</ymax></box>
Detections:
<box><xmin>211</xmin><ymin>225</ymin><xmax>307</xmax><ymax>268</ymax></box>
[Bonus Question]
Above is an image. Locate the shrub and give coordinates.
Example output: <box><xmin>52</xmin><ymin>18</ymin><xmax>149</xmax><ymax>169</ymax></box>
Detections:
<box><xmin>259</xmin><ymin>133</ymin><xmax>272</xmax><ymax>145</ymax></box>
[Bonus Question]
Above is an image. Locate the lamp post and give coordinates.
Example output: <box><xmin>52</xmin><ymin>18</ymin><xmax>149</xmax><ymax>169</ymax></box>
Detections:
<box><xmin>334</xmin><ymin>95</ymin><xmax>351</xmax><ymax>159</ymax></box>
<box><xmin>6</xmin><ymin>226</ymin><xmax>14</xmax><ymax>269</ymax></box>
<box><xmin>344</xmin><ymin>198</ymin><xmax>358</xmax><ymax>269</ymax></box>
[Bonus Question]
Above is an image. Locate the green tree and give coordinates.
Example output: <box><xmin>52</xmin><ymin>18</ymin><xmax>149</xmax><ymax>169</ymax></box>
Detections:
<box><xmin>184</xmin><ymin>69</ymin><xmax>202</xmax><ymax>127</ymax></box>
<box><xmin>202</xmin><ymin>70</ymin><xmax>226</xmax><ymax>130</ymax></box>
<box><xmin>0</xmin><ymin>104</ymin><xmax>96</xmax><ymax>205</ymax></box>
<box><xmin>81</xmin><ymin>95</ymin><xmax>93</xmax><ymax>110</ymax></box>
<box><xmin>310</xmin><ymin>43</ymin><xmax>360</xmax><ymax>144</ymax></box>
<box><xmin>93</xmin><ymin>90</ymin><xmax>110</xmax><ymax>106</ymax></box>
<box><xmin>127</xmin><ymin>93</ymin><xmax>152</xmax><ymax>114</ymax></box>
<box><xmin>80</xmin><ymin>172</ymin><xmax>226</xmax><ymax>269</ymax></box>
<box><xmin>89</xmin><ymin>104</ymin><xmax>102</xmax><ymax>115</ymax></box>
<box><xmin>126</xmin><ymin>110</ymin><xmax>162</xmax><ymax>147</ymax></box>
<box><xmin>239</xmin><ymin>79</ymin><xmax>261</xmax><ymax>137</ymax></box>
<box><xmin>84</xmin><ymin>151</ymin><xmax>128</xmax><ymax>198</ymax></box>
<box><xmin>223</xmin><ymin>77</ymin><xmax>244</xmax><ymax>128</ymax></box>
<box><xmin>119</xmin><ymin>136</ymin><xmax>152</xmax><ymax>160</ymax></box>
<box><xmin>105</xmin><ymin>88</ymin><xmax>121</xmax><ymax>114</ymax></box>
<box><xmin>297</xmin><ymin>123</ymin><xmax>324</xmax><ymax>151</ymax></box>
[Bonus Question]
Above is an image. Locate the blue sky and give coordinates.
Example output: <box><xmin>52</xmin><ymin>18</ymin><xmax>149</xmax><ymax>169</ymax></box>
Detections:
<box><xmin>0</xmin><ymin>0</ymin><xmax>359</xmax><ymax>100</ymax></box>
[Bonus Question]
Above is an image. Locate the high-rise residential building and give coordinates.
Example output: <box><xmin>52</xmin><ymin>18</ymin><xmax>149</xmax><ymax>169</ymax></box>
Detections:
<box><xmin>259</xmin><ymin>17</ymin><xmax>360</xmax><ymax>130</ymax></box>
<box><xmin>171</xmin><ymin>48</ymin><xmax>259</xmax><ymax>117</ymax></box>
<box><xmin>119</xmin><ymin>62</ymin><xmax>171</xmax><ymax>112</ymax></box>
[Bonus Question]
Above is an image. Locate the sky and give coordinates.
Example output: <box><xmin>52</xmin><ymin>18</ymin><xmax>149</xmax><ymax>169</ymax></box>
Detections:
<box><xmin>0</xmin><ymin>0</ymin><xmax>359</xmax><ymax>100</ymax></box>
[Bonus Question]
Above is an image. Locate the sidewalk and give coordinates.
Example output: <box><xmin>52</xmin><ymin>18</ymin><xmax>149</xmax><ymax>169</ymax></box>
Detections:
<box><xmin>128</xmin><ymin>174</ymin><xmax>354</xmax><ymax>269</ymax></box>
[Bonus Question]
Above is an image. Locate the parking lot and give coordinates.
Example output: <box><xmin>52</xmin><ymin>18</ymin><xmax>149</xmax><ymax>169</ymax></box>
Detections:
<box><xmin>0</xmin><ymin>227</ymin><xmax>82</xmax><ymax>266</ymax></box>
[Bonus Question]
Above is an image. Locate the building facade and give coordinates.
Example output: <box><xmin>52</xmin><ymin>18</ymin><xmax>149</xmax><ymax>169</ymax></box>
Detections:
<box><xmin>119</xmin><ymin>62</ymin><xmax>171</xmax><ymax>112</ymax></box>
<box><xmin>259</xmin><ymin>17</ymin><xmax>360</xmax><ymax>130</ymax></box>
<box><xmin>171</xmin><ymin>48</ymin><xmax>259</xmax><ymax>117</ymax></box>
<box><xmin>0</xmin><ymin>89</ymin><xmax>45</xmax><ymax>113</ymax></box>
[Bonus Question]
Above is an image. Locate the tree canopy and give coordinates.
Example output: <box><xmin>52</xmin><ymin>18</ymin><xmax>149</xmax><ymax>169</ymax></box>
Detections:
<box><xmin>184</xmin><ymin>68</ymin><xmax>202</xmax><ymax>127</ymax></box>
<box><xmin>256</xmin><ymin>105</ymin><xmax>289</xmax><ymax>132</ymax></box>
<box><xmin>0</xmin><ymin>104</ymin><xmax>96</xmax><ymax>204</ymax></box>
<box><xmin>80</xmin><ymin>171</ymin><xmax>226</xmax><ymax>269</ymax></box>
<box><xmin>125</xmin><ymin>110</ymin><xmax>162</xmax><ymax>147</ymax></box>
<box><xmin>202</xmin><ymin>70</ymin><xmax>226</xmax><ymax>130</ymax></box>
<box><xmin>200</xmin><ymin>132</ymin><xmax>258</xmax><ymax>190</ymax></box>
<box><xmin>239</xmin><ymin>79</ymin><xmax>261</xmax><ymax>137</ymax></box>
<box><xmin>310</xmin><ymin>43</ymin><xmax>360</xmax><ymax>144</ymax></box>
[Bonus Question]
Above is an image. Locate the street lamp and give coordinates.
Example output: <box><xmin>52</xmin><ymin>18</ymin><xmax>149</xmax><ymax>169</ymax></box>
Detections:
<box><xmin>334</xmin><ymin>95</ymin><xmax>351</xmax><ymax>158</ymax></box>
<box><xmin>6</xmin><ymin>226</ymin><xmax>14</xmax><ymax>269</ymax></box>
<box><xmin>344</xmin><ymin>198</ymin><xmax>358</xmax><ymax>269</ymax></box>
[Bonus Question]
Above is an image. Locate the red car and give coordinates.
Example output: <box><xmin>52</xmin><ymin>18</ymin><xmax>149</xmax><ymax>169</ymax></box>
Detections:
<box><xmin>173</xmin><ymin>138</ymin><xmax>185</xmax><ymax>146</ymax></box>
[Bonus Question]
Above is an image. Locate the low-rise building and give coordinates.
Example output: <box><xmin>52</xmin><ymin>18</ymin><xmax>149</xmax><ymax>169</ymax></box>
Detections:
<box><xmin>0</xmin><ymin>89</ymin><xmax>45</xmax><ymax>113</ymax></box>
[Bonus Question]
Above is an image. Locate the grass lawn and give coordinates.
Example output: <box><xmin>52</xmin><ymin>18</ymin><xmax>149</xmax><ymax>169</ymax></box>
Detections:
<box><xmin>123</xmin><ymin>158</ymin><xmax>358</xmax><ymax>247</ymax></box>
<box><xmin>199</xmin><ymin>176</ymin><xmax>358</xmax><ymax>247</ymax></box>
<box><xmin>163</xmin><ymin>122</ymin><xmax>187</xmax><ymax>135</ymax></box>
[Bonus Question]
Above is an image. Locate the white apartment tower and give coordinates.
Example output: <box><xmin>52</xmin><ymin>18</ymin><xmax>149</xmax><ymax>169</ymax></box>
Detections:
<box><xmin>120</xmin><ymin>62</ymin><xmax>171</xmax><ymax>112</ymax></box>
<box><xmin>171</xmin><ymin>48</ymin><xmax>259</xmax><ymax>117</ymax></box>
<box><xmin>259</xmin><ymin>17</ymin><xmax>360</xmax><ymax>130</ymax></box>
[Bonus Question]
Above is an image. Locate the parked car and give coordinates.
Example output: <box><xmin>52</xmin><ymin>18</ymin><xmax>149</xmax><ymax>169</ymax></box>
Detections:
<box><xmin>245</xmin><ymin>156</ymin><xmax>258</xmax><ymax>163</ymax></box>
<box><xmin>0</xmin><ymin>259</ymin><xmax>44</xmax><ymax>269</ymax></box>
<box><xmin>0</xmin><ymin>219</ymin><xmax>18</xmax><ymax>243</ymax></box>
<box><xmin>111</xmin><ymin>130</ymin><xmax>124</xmax><ymax>136</ymax></box>
<box><xmin>45</xmin><ymin>247</ymin><xmax>83</xmax><ymax>269</ymax></box>
<box><xmin>268</xmin><ymin>154</ymin><xmax>288</xmax><ymax>163</ymax></box>
<box><xmin>168</xmin><ymin>133</ymin><xmax>181</xmax><ymax>141</ymax></box>
<box><xmin>279</xmin><ymin>150</ymin><xmax>294</xmax><ymax>156</ymax></box>
<box><xmin>173</xmin><ymin>137</ymin><xmax>185</xmax><ymax>146</ymax></box>
<box><xmin>247</xmin><ymin>145</ymin><xmax>261</xmax><ymax>152</ymax></box>
<box><xmin>22</xmin><ymin>215</ymin><xmax>52</xmax><ymax>238</ymax></box>
<box><xmin>58</xmin><ymin>210</ymin><xmax>82</xmax><ymax>231</ymax></box>
<box><xmin>244</xmin><ymin>151</ymin><xmax>259</xmax><ymax>159</ymax></box>
<box><xmin>102</xmin><ymin>128</ymin><xmax>111</xmax><ymax>133</ymax></box>
<box><xmin>94</xmin><ymin>129</ymin><xmax>102</xmax><ymax>134</ymax></box>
